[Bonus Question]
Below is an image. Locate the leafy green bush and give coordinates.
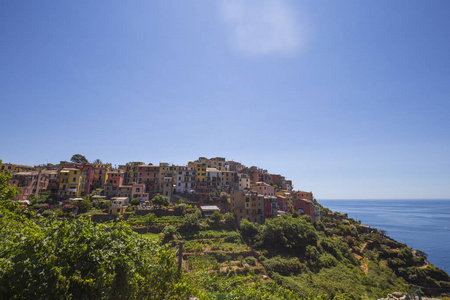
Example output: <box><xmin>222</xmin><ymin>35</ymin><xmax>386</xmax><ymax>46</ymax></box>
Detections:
<box><xmin>223</xmin><ymin>231</ymin><xmax>242</xmax><ymax>244</ymax></box>
<box><xmin>262</xmin><ymin>256</ymin><xmax>306</xmax><ymax>276</ymax></box>
<box><xmin>240</xmin><ymin>219</ymin><xmax>259</xmax><ymax>244</ymax></box>
<box><xmin>214</xmin><ymin>251</ymin><xmax>231</xmax><ymax>263</ymax></box>
<box><xmin>305</xmin><ymin>245</ymin><xmax>320</xmax><ymax>263</ymax></box>
<box><xmin>130</xmin><ymin>198</ymin><xmax>140</xmax><ymax>206</ymax></box>
<box><xmin>0</xmin><ymin>213</ymin><xmax>197</xmax><ymax>299</ymax></box>
<box><xmin>318</xmin><ymin>253</ymin><xmax>338</xmax><ymax>268</ymax></box>
<box><xmin>161</xmin><ymin>225</ymin><xmax>178</xmax><ymax>243</ymax></box>
<box><xmin>181</xmin><ymin>210</ymin><xmax>201</xmax><ymax>232</ymax></box>
<box><xmin>258</xmin><ymin>216</ymin><xmax>318</xmax><ymax>254</ymax></box>
<box><xmin>244</xmin><ymin>256</ymin><xmax>257</xmax><ymax>266</ymax></box>
<box><xmin>151</xmin><ymin>195</ymin><xmax>170</xmax><ymax>207</ymax></box>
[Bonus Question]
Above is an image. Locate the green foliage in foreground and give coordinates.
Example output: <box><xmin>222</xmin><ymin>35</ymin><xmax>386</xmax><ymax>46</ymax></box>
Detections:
<box><xmin>0</xmin><ymin>209</ymin><xmax>198</xmax><ymax>299</ymax></box>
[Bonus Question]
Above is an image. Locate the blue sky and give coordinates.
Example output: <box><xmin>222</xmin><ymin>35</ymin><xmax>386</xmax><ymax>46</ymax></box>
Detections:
<box><xmin>1</xmin><ymin>1</ymin><xmax>449</xmax><ymax>199</ymax></box>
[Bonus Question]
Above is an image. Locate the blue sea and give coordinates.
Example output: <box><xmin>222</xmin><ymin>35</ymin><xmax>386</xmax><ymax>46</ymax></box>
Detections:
<box><xmin>319</xmin><ymin>199</ymin><xmax>450</xmax><ymax>273</ymax></box>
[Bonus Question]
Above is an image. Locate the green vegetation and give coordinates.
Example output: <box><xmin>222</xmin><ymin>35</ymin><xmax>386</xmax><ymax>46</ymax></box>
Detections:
<box><xmin>70</xmin><ymin>154</ymin><xmax>88</xmax><ymax>164</ymax></box>
<box><xmin>151</xmin><ymin>195</ymin><xmax>170</xmax><ymax>207</ymax></box>
<box><xmin>1</xmin><ymin>162</ymin><xmax>449</xmax><ymax>299</ymax></box>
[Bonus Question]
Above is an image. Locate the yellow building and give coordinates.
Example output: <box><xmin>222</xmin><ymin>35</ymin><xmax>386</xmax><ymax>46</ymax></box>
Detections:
<box><xmin>58</xmin><ymin>168</ymin><xmax>86</xmax><ymax>198</ymax></box>
<box><xmin>195</xmin><ymin>162</ymin><xmax>207</xmax><ymax>183</ymax></box>
<box><xmin>1</xmin><ymin>163</ymin><xmax>34</xmax><ymax>173</ymax></box>
<box><xmin>92</xmin><ymin>163</ymin><xmax>111</xmax><ymax>190</ymax></box>
<box><xmin>124</xmin><ymin>162</ymin><xmax>145</xmax><ymax>185</ymax></box>
<box><xmin>109</xmin><ymin>197</ymin><xmax>129</xmax><ymax>215</ymax></box>
<box><xmin>158</xmin><ymin>163</ymin><xmax>176</xmax><ymax>195</ymax></box>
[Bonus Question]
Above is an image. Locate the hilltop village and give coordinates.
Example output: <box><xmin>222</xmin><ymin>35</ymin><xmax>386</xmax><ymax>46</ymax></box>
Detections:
<box><xmin>2</xmin><ymin>156</ymin><xmax>450</xmax><ymax>299</ymax></box>
<box><xmin>2</xmin><ymin>156</ymin><xmax>317</xmax><ymax>223</ymax></box>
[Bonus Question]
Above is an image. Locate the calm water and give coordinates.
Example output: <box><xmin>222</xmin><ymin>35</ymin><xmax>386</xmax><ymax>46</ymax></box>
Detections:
<box><xmin>319</xmin><ymin>199</ymin><xmax>450</xmax><ymax>273</ymax></box>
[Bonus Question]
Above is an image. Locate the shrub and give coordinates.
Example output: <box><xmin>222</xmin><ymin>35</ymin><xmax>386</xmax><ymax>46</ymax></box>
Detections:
<box><xmin>223</xmin><ymin>231</ymin><xmax>242</xmax><ymax>244</ymax></box>
<box><xmin>151</xmin><ymin>195</ymin><xmax>170</xmax><ymax>207</ymax></box>
<box><xmin>99</xmin><ymin>200</ymin><xmax>111</xmax><ymax>210</ymax></box>
<box><xmin>130</xmin><ymin>198</ymin><xmax>140</xmax><ymax>206</ymax></box>
<box><xmin>318</xmin><ymin>253</ymin><xmax>338</xmax><ymax>268</ymax></box>
<box><xmin>244</xmin><ymin>256</ymin><xmax>257</xmax><ymax>266</ymax></box>
<box><xmin>181</xmin><ymin>211</ymin><xmax>200</xmax><ymax>232</ymax></box>
<box><xmin>42</xmin><ymin>209</ymin><xmax>54</xmax><ymax>217</ymax></box>
<box><xmin>258</xmin><ymin>216</ymin><xmax>318</xmax><ymax>254</ymax></box>
<box><xmin>0</xmin><ymin>214</ymin><xmax>197</xmax><ymax>299</ymax></box>
<box><xmin>262</xmin><ymin>256</ymin><xmax>306</xmax><ymax>275</ymax></box>
<box><xmin>215</xmin><ymin>251</ymin><xmax>229</xmax><ymax>263</ymax></box>
<box><xmin>240</xmin><ymin>219</ymin><xmax>259</xmax><ymax>244</ymax></box>
<box><xmin>161</xmin><ymin>225</ymin><xmax>178</xmax><ymax>243</ymax></box>
<box><xmin>305</xmin><ymin>245</ymin><xmax>320</xmax><ymax>263</ymax></box>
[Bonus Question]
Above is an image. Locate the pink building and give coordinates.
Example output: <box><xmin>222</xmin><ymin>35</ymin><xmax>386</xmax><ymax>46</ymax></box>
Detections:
<box><xmin>131</xmin><ymin>183</ymin><xmax>149</xmax><ymax>201</ymax></box>
<box><xmin>251</xmin><ymin>182</ymin><xmax>275</xmax><ymax>196</ymax></box>
<box><xmin>9</xmin><ymin>170</ymin><xmax>55</xmax><ymax>200</ymax></box>
<box><xmin>137</xmin><ymin>164</ymin><xmax>159</xmax><ymax>195</ymax></box>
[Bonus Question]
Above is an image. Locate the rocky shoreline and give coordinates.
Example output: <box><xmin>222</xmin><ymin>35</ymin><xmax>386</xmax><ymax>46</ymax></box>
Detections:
<box><xmin>378</xmin><ymin>292</ymin><xmax>443</xmax><ymax>300</ymax></box>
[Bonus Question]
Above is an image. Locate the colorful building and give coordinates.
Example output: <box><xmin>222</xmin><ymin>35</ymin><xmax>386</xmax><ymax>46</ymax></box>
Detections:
<box><xmin>276</xmin><ymin>190</ymin><xmax>293</xmax><ymax>213</ymax></box>
<box><xmin>124</xmin><ymin>162</ymin><xmax>145</xmax><ymax>185</ymax></box>
<box><xmin>251</xmin><ymin>181</ymin><xmax>275</xmax><ymax>196</ymax></box>
<box><xmin>131</xmin><ymin>183</ymin><xmax>149</xmax><ymax>201</ymax></box>
<box><xmin>58</xmin><ymin>168</ymin><xmax>87</xmax><ymax>198</ymax></box>
<box><xmin>231</xmin><ymin>190</ymin><xmax>264</xmax><ymax>224</ymax></box>
<box><xmin>10</xmin><ymin>171</ymin><xmax>51</xmax><ymax>200</ymax></box>
<box><xmin>137</xmin><ymin>164</ymin><xmax>159</xmax><ymax>196</ymax></box>
<box><xmin>109</xmin><ymin>197</ymin><xmax>129</xmax><ymax>215</ymax></box>
<box><xmin>106</xmin><ymin>169</ymin><xmax>125</xmax><ymax>187</ymax></box>
<box><xmin>195</xmin><ymin>162</ymin><xmax>207</xmax><ymax>184</ymax></box>
<box><xmin>1</xmin><ymin>163</ymin><xmax>34</xmax><ymax>173</ymax></box>
<box><xmin>264</xmin><ymin>196</ymin><xmax>277</xmax><ymax>219</ymax></box>
<box><xmin>292</xmin><ymin>190</ymin><xmax>315</xmax><ymax>221</ymax></box>
<box><xmin>91</xmin><ymin>163</ymin><xmax>111</xmax><ymax>191</ymax></box>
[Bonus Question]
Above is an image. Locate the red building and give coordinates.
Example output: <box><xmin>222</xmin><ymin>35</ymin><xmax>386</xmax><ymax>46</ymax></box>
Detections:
<box><xmin>264</xmin><ymin>196</ymin><xmax>277</xmax><ymax>219</ymax></box>
<box><xmin>107</xmin><ymin>169</ymin><xmax>125</xmax><ymax>187</ymax></box>
<box><xmin>292</xmin><ymin>191</ymin><xmax>315</xmax><ymax>221</ymax></box>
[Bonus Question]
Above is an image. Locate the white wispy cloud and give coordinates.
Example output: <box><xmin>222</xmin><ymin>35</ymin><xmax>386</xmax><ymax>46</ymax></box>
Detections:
<box><xmin>218</xmin><ymin>0</ymin><xmax>305</xmax><ymax>56</ymax></box>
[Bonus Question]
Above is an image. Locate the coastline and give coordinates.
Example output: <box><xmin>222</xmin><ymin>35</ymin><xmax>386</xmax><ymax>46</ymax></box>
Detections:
<box><xmin>319</xmin><ymin>199</ymin><xmax>450</xmax><ymax>273</ymax></box>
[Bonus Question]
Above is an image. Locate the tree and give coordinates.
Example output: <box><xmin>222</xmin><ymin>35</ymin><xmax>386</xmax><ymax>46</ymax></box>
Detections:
<box><xmin>181</xmin><ymin>211</ymin><xmax>200</xmax><ymax>232</ymax></box>
<box><xmin>223</xmin><ymin>212</ymin><xmax>237</xmax><ymax>230</ymax></box>
<box><xmin>211</xmin><ymin>211</ymin><xmax>223</xmax><ymax>229</ymax></box>
<box><xmin>130</xmin><ymin>198</ymin><xmax>140</xmax><ymax>206</ymax></box>
<box><xmin>240</xmin><ymin>219</ymin><xmax>260</xmax><ymax>245</ymax></box>
<box><xmin>73</xmin><ymin>198</ymin><xmax>93</xmax><ymax>214</ymax></box>
<box><xmin>258</xmin><ymin>216</ymin><xmax>318</xmax><ymax>254</ymax></box>
<box><xmin>92</xmin><ymin>158</ymin><xmax>102</xmax><ymax>164</ymax></box>
<box><xmin>151</xmin><ymin>195</ymin><xmax>170</xmax><ymax>207</ymax></box>
<box><xmin>0</xmin><ymin>160</ymin><xmax>18</xmax><ymax>203</ymax></box>
<box><xmin>70</xmin><ymin>154</ymin><xmax>88</xmax><ymax>164</ymax></box>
